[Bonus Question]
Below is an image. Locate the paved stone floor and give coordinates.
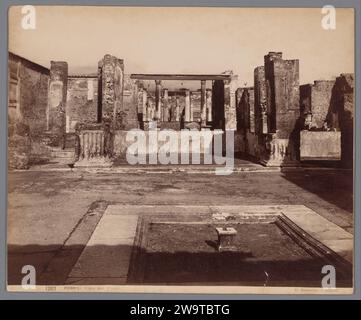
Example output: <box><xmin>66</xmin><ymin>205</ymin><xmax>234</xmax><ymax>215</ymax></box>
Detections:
<box><xmin>7</xmin><ymin>167</ymin><xmax>353</xmax><ymax>285</ymax></box>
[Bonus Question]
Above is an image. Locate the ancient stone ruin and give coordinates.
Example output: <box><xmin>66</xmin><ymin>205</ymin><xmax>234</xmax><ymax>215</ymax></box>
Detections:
<box><xmin>8</xmin><ymin>51</ymin><xmax>354</xmax><ymax>169</ymax></box>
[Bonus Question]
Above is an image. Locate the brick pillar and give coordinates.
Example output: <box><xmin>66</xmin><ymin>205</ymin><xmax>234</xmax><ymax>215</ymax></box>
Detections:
<box><xmin>212</xmin><ymin>80</ymin><xmax>225</xmax><ymax>130</ymax></box>
<box><xmin>254</xmin><ymin>66</ymin><xmax>268</xmax><ymax>134</ymax></box>
<box><xmin>261</xmin><ymin>52</ymin><xmax>300</xmax><ymax>166</ymax></box>
<box><xmin>224</xmin><ymin>75</ymin><xmax>238</xmax><ymax>130</ymax></box>
<box><xmin>98</xmin><ymin>54</ymin><xmax>124</xmax><ymax>127</ymax></box>
<box><xmin>47</xmin><ymin>61</ymin><xmax>68</xmax><ymax>140</ymax></box>
<box><xmin>264</xmin><ymin>52</ymin><xmax>300</xmax><ymax>138</ymax></box>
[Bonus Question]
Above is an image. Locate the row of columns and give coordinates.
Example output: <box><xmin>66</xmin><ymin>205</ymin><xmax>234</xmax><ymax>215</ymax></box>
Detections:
<box><xmin>147</xmin><ymin>80</ymin><xmax>212</xmax><ymax>124</ymax></box>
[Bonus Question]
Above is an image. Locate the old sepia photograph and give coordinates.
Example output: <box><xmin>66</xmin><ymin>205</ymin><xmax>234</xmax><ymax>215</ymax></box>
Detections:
<box><xmin>7</xmin><ymin>6</ymin><xmax>355</xmax><ymax>294</ymax></box>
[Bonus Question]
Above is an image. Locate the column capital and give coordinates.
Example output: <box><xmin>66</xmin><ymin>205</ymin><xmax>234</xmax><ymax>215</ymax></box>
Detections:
<box><xmin>155</xmin><ymin>79</ymin><xmax>162</xmax><ymax>85</ymax></box>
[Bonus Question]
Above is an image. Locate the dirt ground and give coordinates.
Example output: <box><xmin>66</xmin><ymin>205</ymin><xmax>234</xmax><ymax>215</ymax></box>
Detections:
<box><xmin>141</xmin><ymin>223</ymin><xmax>352</xmax><ymax>286</ymax></box>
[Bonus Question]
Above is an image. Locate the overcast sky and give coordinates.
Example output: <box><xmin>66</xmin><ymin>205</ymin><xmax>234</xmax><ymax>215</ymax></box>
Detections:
<box><xmin>9</xmin><ymin>6</ymin><xmax>354</xmax><ymax>88</ymax></box>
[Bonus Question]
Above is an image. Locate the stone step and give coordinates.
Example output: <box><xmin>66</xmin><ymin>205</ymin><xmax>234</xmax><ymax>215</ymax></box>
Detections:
<box><xmin>64</xmin><ymin>133</ymin><xmax>76</xmax><ymax>149</ymax></box>
<box><xmin>51</xmin><ymin>149</ymin><xmax>75</xmax><ymax>158</ymax></box>
<box><xmin>51</xmin><ymin>158</ymin><xmax>75</xmax><ymax>165</ymax></box>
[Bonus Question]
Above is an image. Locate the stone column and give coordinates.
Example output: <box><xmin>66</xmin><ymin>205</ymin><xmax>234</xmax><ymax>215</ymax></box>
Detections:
<box><xmin>47</xmin><ymin>61</ymin><xmax>68</xmax><ymax>140</ymax></box>
<box><xmin>224</xmin><ymin>75</ymin><xmax>238</xmax><ymax>130</ymax></box>
<box><xmin>155</xmin><ymin>80</ymin><xmax>162</xmax><ymax>121</ymax></box>
<box><xmin>98</xmin><ymin>54</ymin><xmax>124</xmax><ymax>127</ymax></box>
<box><xmin>184</xmin><ymin>89</ymin><xmax>191</xmax><ymax>122</ymax></box>
<box><xmin>175</xmin><ymin>96</ymin><xmax>180</xmax><ymax>121</ymax></box>
<box><xmin>200</xmin><ymin>80</ymin><xmax>207</xmax><ymax>126</ymax></box>
<box><xmin>163</xmin><ymin>88</ymin><xmax>170</xmax><ymax>121</ymax></box>
<box><xmin>190</xmin><ymin>92</ymin><xmax>194</xmax><ymax>122</ymax></box>
<box><xmin>206</xmin><ymin>89</ymin><xmax>212</xmax><ymax>122</ymax></box>
<box><xmin>142</xmin><ymin>89</ymin><xmax>148</xmax><ymax>122</ymax></box>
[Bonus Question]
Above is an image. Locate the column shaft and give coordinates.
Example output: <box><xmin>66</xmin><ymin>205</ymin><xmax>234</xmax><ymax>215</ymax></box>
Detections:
<box><xmin>175</xmin><ymin>96</ymin><xmax>180</xmax><ymax>121</ymax></box>
<box><xmin>163</xmin><ymin>88</ymin><xmax>169</xmax><ymax>121</ymax></box>
<box><xmin>155</xmin><ymin>80</ymin><xmax>162</xmax><ymax>121</ymax></box>
<box><xmin>200</xmin><ymin>80</ymin><xmax>207</xmax><ymax>126</ymax></box>
<box><xmin>184</xmin><ymin>89</ymin><xmax>191</xmax><ymax>122</ymax></box>
<box><xmin>206</xmin><ymin>89</ymin><xmax>212</xmax><ymax>122</ymax></box>
<box><xmin>142</xmin><ymin>89</ymin><xmax>148</xmax><ymax>122</ymax></box>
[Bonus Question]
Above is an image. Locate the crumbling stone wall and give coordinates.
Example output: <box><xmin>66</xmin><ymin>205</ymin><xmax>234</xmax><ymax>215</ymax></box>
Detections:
<box><xmin>66</xmin><ymin>76</ymin><xmax>98</xmax><ymax>132</ymax></box>
<box><xmin>8</xmin><ymin>53</ymin><xmax>50</xmax><ymax>169</ymax></box>
<box><xmin>248</xmin><ymin>52</ymin><xmax>300</xmax><ymax>166</ymax></box>
<box><xmin>236</xmin><ymin>88</ymin><xmax>245</xmax><ymax>131</ymax></box>
<box><xmin>264</xmin><ymin>52</ymin><xmax>300</xmax><ymax>139</ymax></box>
<box><xmin>98</xmin><ymin>54</ymin><xmax>124</xmax><ymax>127</ymax></box>
<box><xmin>122</xmin><ymin>75</ymin><xmax>140</xmax><ymax>130</ymax></box>
<box><xmin>212</xmin><ymin>80</ymin><xmax>225</xmax><ymax>129</ymax></box>
<box><xmin>235</xmin><ymin>87</ymin><xmax>258</xmax><ymax>157</ymax></box>
<box><xmin>224</xmin><ymin>75</ymin><xmax>238</xmax><ymax>130</ymax></box>
<box><xmin>48</xmin><ymin>61</ymin><xmax>68</xmax><ymax>139</ymax></box>
<box><xmin>327</xmin><ymin>74</ymin><xmax>354</xmax><ymax>167</ymax></box>
<box><xmin>254</xmin><ymin>66</ymin><xmax>267</xmax><ymax>135</ymax></box>
<box><xmin>300</xmin><ymin>80</ymin><xmax>335</xmax><ymax>129</ymax></box>
<box><xmin>236</xmin><ymin>87</ymin><xmax>255</xmax><ymax>132</ymax></box>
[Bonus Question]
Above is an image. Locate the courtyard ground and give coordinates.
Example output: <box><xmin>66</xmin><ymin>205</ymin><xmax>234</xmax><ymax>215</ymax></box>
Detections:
<box><xmin>7</xmin><ymin>167</ymin><xmax>353</xmax><ymax>286</ymax></box>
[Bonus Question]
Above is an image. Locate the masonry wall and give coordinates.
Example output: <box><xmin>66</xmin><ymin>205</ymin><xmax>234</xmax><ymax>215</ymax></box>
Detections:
<box><xmin>236</xmin><ymin>88</ymin><xmax>245</xmax><ymax>131</ymax></box>
<box><xmin>300</xmin><ymin>80</ymin><xmax>335</xmax><ymax>129</ymax></box>
<box><xmin>122</xmin><ymin>75</ymin><xmax>140</xmax><ymax>129</ymax></box>
<box><xmin>212</xmin><ymin>80</ymin><xmax>225</xmax><ymax>129</ymax></box>
<box><xmin>264</xmin><ymin>53</ymin><xmax>300</xmax><ymax>138</ymax></box>
<box><xmin>8</xmin><ymin>53</ymin><xmax>50</xmax><ymax>169</ymax></box>
<box><xmin>327</xmin><ymin>74</ymin><xmax>354</xmax><ymax>168</ymax></box>
<box><xmin>66</xmin><ymin>76</ymin><xmax>98</xmax><ymax>132</ymax></box>
<box><xmin>8</xmin><ymin>53</ymin><xmax>49</xmax><ymax>137</ymax></box>
<box><xmin>236</xmin><ymin>87</ymin><xmax>255</xmax><ymax>132</ymax></box>
<box><xmin>254</xmin><ymin>66</ymin><xmax>267</xmax><ymax>135</ymax></box>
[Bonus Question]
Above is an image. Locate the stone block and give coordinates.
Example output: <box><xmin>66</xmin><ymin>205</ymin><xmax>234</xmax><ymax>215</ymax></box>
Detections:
<box><xmin>216</xmin><ymin>227</ymin><xmax>237</xmax><ymax>251</ymax></box>
<box><xmin>300</xmin><ymin>130</ymin><xmax>341</xmax><ymax>161</ymax></box>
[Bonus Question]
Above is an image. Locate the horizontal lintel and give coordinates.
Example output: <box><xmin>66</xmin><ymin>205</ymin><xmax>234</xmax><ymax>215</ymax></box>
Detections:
<box><xmin>130</xmin><ymin>74</ymin><xmax>232</xmax><ymax>81</ymax></box>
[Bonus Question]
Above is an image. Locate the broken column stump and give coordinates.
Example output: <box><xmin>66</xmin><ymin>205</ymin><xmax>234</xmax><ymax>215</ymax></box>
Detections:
<box><xmin>74</xmin><ymin>122</ymin><xmax>114</xmax><ymax>167</ymax></box>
